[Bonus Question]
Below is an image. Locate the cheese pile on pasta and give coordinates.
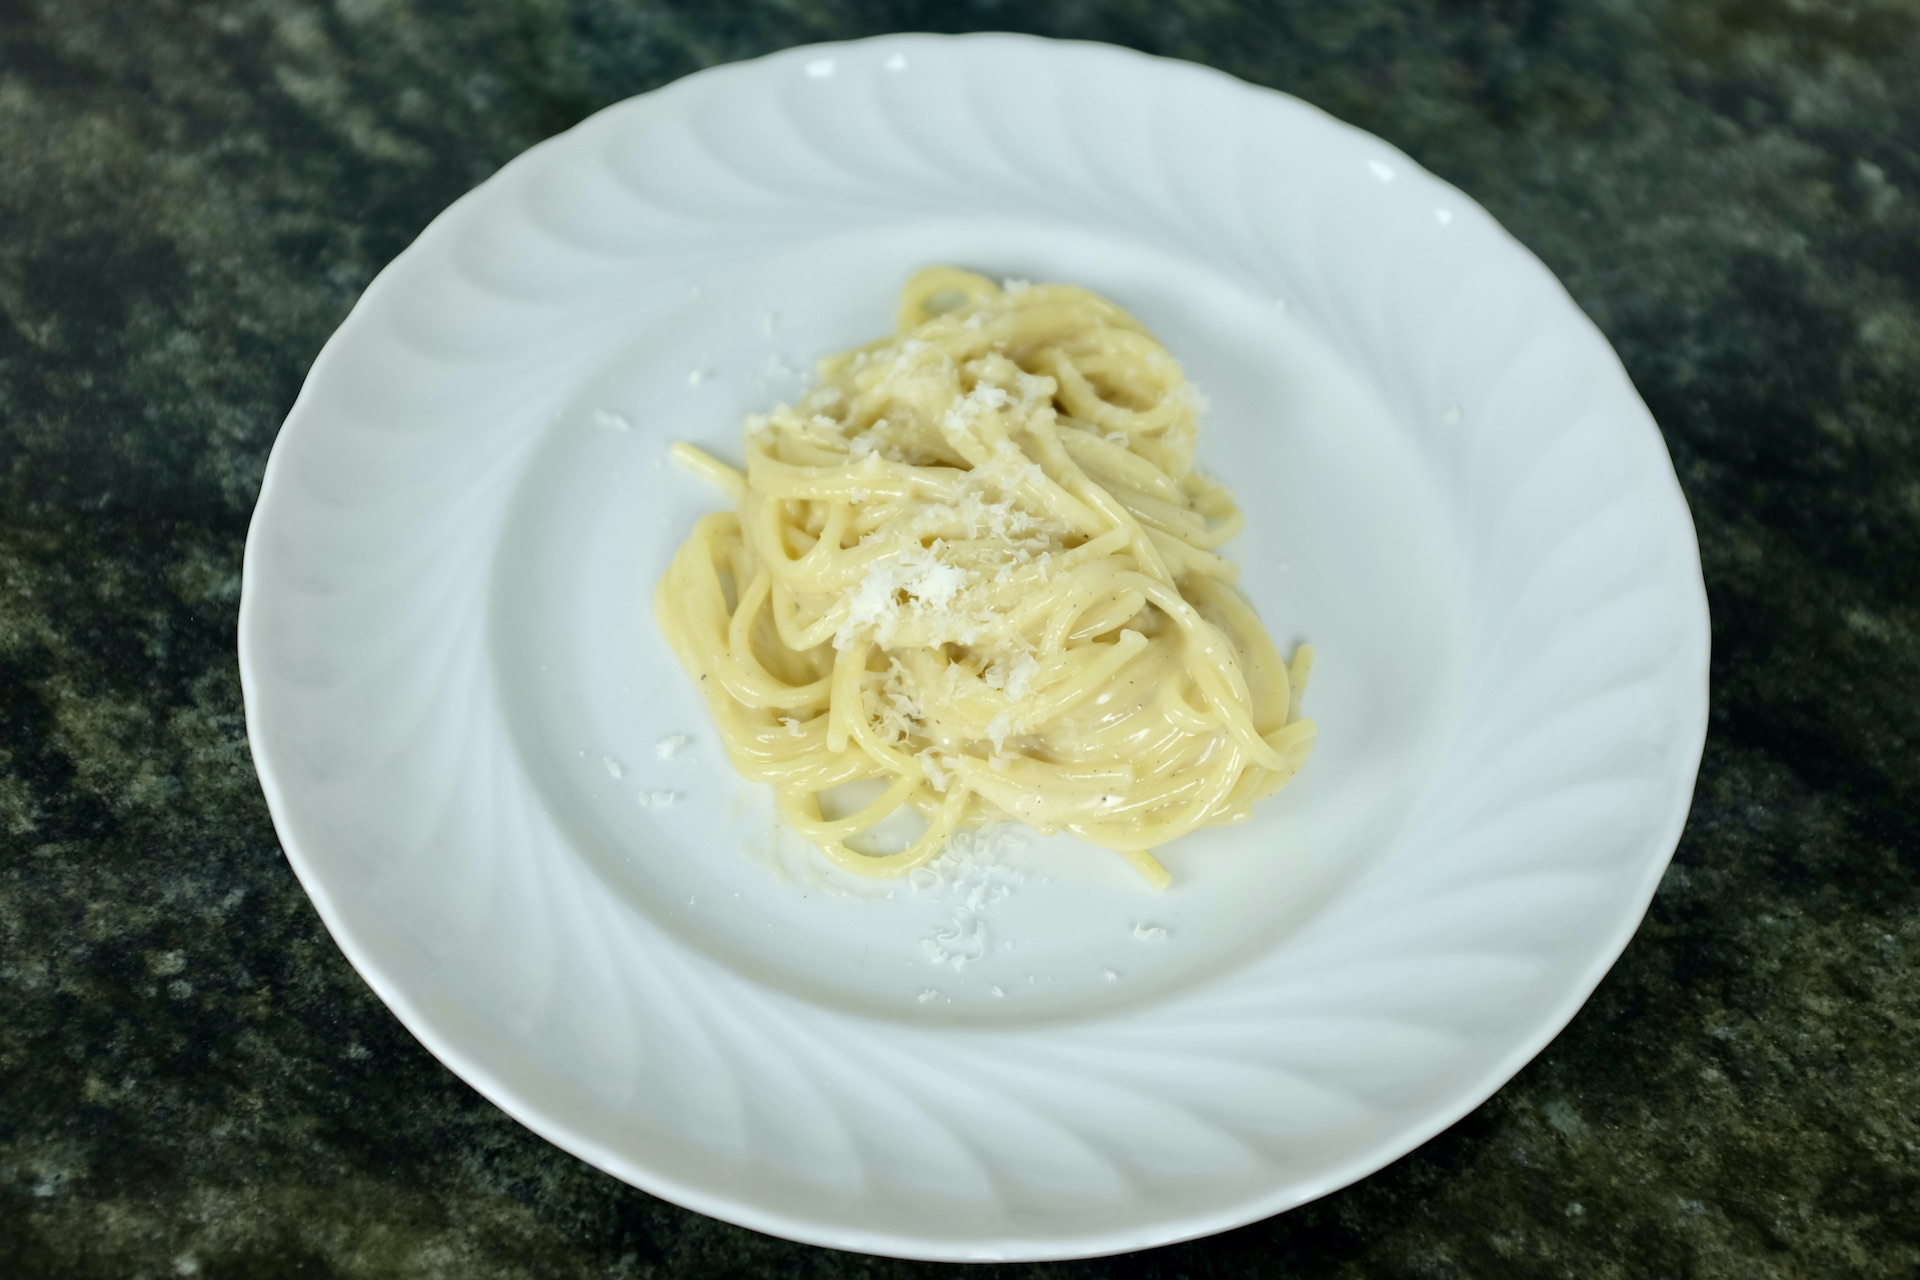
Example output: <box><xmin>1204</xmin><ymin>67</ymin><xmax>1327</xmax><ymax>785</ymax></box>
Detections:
<box><xmin>656</xmin><ymin>268</ymin><xmax>1313</xmax><ymax>887</ymax></box>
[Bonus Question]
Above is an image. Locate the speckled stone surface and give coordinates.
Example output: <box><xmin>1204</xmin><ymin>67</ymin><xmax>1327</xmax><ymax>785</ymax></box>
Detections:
<box><xmin>2</xmin><ymin>1</ymin><xmax>1917</xmax><ymax>1276</ymax></box>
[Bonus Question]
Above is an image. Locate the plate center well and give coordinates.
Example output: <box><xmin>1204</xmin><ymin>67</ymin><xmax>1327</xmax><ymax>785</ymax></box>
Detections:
<box><xmin>490</xmin><ymin>220</ymin><xmax>1465</xmax><ymax>1023</ymax></box>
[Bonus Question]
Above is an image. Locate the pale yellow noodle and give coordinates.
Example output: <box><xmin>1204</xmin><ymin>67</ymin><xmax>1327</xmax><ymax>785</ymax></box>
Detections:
<box><xmin>655</xmin><ymin>268</ymin><xmax>1314</xmax><ymax>885</ymax></box>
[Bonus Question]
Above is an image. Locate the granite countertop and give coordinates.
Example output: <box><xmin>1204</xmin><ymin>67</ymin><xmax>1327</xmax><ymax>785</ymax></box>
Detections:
<box><xmin>4</xmin><ymin>1</ymin><xmax>1917</xmax><ymax>1276</ymax></box>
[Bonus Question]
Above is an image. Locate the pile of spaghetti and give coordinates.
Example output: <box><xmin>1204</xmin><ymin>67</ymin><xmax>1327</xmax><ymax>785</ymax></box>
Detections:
<box><xmin>656</xmin><ymin>268</ymin><xmax>1313</xmax><ymax>887</ymax></box>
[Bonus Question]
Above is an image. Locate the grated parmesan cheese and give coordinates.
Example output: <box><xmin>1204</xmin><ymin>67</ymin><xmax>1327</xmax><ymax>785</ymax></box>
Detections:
<box><xmin>912</xmin><ymin>825</ymin><xmax>1030</xmax><ymax>970</ymax></box>
<box><xmin>1004</xmin><ymin>653</ymin><xmax>1039</xmax><ymax>701</ymax></box>
<box><xmin>986</xmin><ymin>712</ymin><xmax>1013</xmax><ymax>752</ymax></box>
<box><xmin>835</xmin><ymin>540</ymin><xmax>975</xmax><ymax>649</ymax></box>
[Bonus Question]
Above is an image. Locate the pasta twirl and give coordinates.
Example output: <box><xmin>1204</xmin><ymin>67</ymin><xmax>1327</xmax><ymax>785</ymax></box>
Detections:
<box><xmin>655</xmin><ymin>268</ymin><xmax>1314</xmax><ymax>887</ymax></box>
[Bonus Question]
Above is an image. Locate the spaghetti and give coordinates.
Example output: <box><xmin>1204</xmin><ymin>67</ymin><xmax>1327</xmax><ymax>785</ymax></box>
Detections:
<box><xmin>655</xmin><ymin>268</ymin><xmax>1314</xmax><ymax>887</ymax></box>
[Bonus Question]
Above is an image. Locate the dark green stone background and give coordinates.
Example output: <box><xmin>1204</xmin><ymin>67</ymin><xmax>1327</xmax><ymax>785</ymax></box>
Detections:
<box><xmin>3</xmin><ymin>1</ymin><xmax>1917</xmax><ymax>1276</ymax></box>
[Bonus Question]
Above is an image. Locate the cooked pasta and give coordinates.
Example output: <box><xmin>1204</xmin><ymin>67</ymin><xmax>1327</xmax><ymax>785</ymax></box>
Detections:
<box><xmin>654</xmin><ymin>268</ymin><xmax>1314</xmax><ymax>887</ymax></box>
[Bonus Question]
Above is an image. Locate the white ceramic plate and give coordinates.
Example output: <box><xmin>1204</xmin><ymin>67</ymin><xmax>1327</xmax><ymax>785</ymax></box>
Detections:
<box><xmin>240</xmin><ymin>34</ymin><xmax>1709</xmax><ymax>1262</ymax></box>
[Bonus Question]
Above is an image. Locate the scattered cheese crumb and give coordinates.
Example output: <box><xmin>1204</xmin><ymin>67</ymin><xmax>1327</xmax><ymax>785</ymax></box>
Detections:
<box><xmin>921</xmin><ymin>911</ymin><xmax>986</xmax><ymax>968</ymax></box>
<box><xmin>1102</xmin><ymin>968</ymin><xmax>1120</xmax><ymax>983</ymax></box>
<box><xmin>1004</xmin><ymin>653</ymin><xmax>1039</xmax><ymax>701</ymax></box>
<box><xmin>591</xmin><ymin>408</ymin><xmax>631</xmax><ymax>432</ymax></box>
<box><xmin>602</xmin><ymin>756</ymin><xmax>624</xmax><ymax>779</ymax></box>
<box><xmin>917</xmin><ymin>989</ymin><xmax>937</xmax><ymax>1004</ymax></box>
<box><xmin>1132</xmin><ymin>923</ymin><xmax>1168</xmax><ymax>941</ymax></box>
<box><xmin>655</xmin><ymin>733</ymin><xmax>689</xmax><ymax>760</ymax></box>
<box><xmin>986</xmin><ymin>712</ymin><xmax>1013</xmax><ymax>752</ymax></box>
<box><xmin>637</xmin><ymin>789</ymin><xmax>682</xmax><ymax>809</ymax></box>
